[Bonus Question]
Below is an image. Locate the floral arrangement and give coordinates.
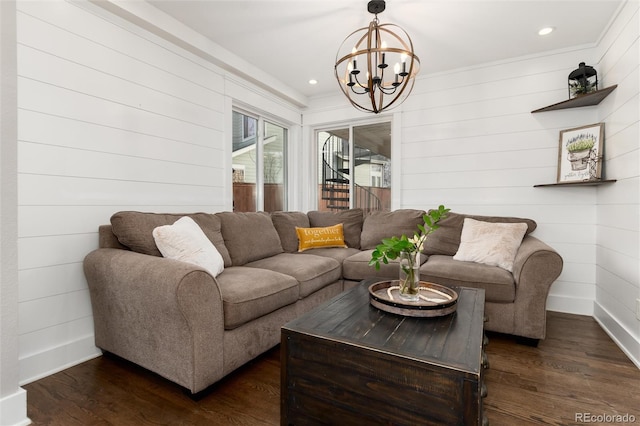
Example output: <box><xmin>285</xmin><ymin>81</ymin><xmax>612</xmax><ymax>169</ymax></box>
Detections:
<box><xmin>369</xmin><ymin>205</ymin><xmax>449</xmax><ymax>269</ymax></box>
<box><xmin>368</xmin><ymin>205</ymin><xmax>449</xmax><ymax>298</ymax></box>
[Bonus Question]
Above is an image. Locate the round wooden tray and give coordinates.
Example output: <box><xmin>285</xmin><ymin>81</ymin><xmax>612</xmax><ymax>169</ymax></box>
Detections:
<box><xmin>368</xmin><ymin>280</ymin><xmax>458</xmax><ymax>317</ymax></box>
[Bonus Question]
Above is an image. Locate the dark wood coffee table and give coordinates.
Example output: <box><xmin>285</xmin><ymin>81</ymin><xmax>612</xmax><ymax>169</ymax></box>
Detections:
<box><xmin>281</xmin><ymin>278</ymin><xmax>487</xmax><ymax>426</ymax></box>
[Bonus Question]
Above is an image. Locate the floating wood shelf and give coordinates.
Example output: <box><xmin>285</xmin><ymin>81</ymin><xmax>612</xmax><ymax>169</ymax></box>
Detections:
<box><xmin>534</xmin><ymin>179</ymin><xmax>616</xmax><ymax>188</ymax></box>
<box><xmin>531</xmin><ymin>85</ymin><xmax>618</xmax><ymax>113</ymax></box>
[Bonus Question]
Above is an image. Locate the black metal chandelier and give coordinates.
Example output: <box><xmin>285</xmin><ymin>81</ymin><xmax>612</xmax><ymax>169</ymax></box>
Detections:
<box><xmin>335</xmin><ymin>0</ymin><xmax>420</xmax><ymax>114</ymax></box>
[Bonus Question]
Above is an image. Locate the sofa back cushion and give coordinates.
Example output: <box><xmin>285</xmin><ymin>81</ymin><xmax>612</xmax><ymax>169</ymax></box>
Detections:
<box><xmin>423</xmin><ymin>211</ymin><xmax>537</xmax><ymax>256</ymax></box>
<box><xmin>360</xmin><ymin>209</ymin><xmax>426</xmax><ymax>250</ymax></box>
<box><xmin>110</xmin><ymin>211</ymin><xmax>232</xmax><ymax>266</ymax></box>
<box><xmin>307</xmin><ymin>208</ymin><xmax>364</xmax><ymax>249</ymax></box>
<box><xmin>453</xmin><ymin>218</ymin><xmax>528</xmax><ymax>272</ymax></box>
<box><xmin>271</xmin><ymin>211</ymin><xmax>310</xmax><ymax>253</ymax></box>
<box><xmin>217</xmin><ymin>211</ymin><xmax>284</xmax><ymax>265</ymax></box>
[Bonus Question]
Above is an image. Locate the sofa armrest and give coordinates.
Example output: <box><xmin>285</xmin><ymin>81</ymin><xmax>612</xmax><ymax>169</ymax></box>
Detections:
<box><xmin>83</xmin><ymin>248</ymin><xmax>225</xmax><ymax>393</ymax></box>
<box><xmin>510</xmin><ymin>236</ymin><xmax>563</xmax><ymax>339</ymax></box>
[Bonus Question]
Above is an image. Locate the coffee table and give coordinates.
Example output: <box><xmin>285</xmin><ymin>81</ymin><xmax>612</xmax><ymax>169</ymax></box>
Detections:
<box><xmin>281</xmin><ymin>278</ymin><xmax>487</xmax><ymax>426</ymax></box>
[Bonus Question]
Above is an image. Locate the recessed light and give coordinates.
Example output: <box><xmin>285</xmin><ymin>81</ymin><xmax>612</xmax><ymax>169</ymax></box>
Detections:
<box><xmin>538</xmin><ymin>27</ymin><xmax>554</xmax><ymax>36</ymax></box>
<box><xmin>308</xmin><ymin>79</ymin><xmax>318</xmax><ymax>85</ymax></box>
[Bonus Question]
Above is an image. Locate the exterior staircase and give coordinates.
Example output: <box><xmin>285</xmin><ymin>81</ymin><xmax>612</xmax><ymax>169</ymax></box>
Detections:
<box><xmin>321</xmin><ymin>135</ymin><xmax>382</xmax><ymax>212</ymax></box>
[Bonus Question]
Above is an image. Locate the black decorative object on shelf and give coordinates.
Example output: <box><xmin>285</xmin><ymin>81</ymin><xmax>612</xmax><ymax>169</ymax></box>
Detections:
<box><xmin>568</xmin><ymin>62</ymin><xmax>598</xmax><ymax>99</ymax></box>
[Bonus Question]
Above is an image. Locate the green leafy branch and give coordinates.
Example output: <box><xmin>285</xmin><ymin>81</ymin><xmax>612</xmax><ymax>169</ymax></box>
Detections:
<box><xmin>369</xmin><ymin>205</ymin><xmax>450</xmax><ymax>270</ymax></box>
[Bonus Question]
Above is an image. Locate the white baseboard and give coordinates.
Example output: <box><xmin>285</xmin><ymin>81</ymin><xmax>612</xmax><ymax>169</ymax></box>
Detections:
<box><xmin>546</xmin><ymin>294</ymin><xmax>594</xmax><ymax>316</ymax></box>
<box><xmin>0</xmin><ymin>388</ymin><xmax>30</xmax><ymax>426</ymax></box>
<box><xmin>19</xmin><ymin>335</ymin><xmax>102</xmax><ymax>385</ymax></box>
<box><xmin>594</xmin><ymin>303</ymin><xmax>640</xmax><ymax>369</ymax></box>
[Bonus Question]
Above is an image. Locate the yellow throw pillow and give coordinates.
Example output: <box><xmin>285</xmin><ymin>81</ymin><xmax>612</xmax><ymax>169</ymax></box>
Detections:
<box><xmin>295</xmin><ymin>223</ymin><xmax>348</xmax><ymax>252</ymax></box>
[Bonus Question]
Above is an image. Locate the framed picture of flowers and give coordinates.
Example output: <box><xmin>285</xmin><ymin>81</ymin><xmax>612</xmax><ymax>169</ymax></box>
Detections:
<box><xmin>557</xmin><ymin>123</ymin><xmax>605</xmax><ymax>183</ymax></box>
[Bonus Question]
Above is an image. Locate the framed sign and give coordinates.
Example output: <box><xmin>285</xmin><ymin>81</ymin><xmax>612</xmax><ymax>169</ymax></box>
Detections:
<box><xmin>557</xmin><ymin>123</ymin><xmax>604</xmax><ymax>183</ymax></box>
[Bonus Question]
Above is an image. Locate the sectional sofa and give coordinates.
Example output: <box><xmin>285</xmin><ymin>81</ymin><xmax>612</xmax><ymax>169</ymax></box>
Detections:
<box><xmin>83</xmin><ymin>208</ymin><xmax>562</xmax><ymax>393</ymax></box>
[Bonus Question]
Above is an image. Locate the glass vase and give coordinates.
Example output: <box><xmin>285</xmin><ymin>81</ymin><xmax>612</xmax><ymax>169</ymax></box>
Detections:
<box><xmin>398</xmin><ymin>250</ymin><xmax>420</xmax><ymax>301</ymax></box>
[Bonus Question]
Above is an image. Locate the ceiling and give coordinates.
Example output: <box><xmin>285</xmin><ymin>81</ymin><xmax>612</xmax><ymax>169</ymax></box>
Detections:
<box><xmin>146</xmin><ymin>0</ymin><xmax>623</xmax><ymax>100</ymax></box>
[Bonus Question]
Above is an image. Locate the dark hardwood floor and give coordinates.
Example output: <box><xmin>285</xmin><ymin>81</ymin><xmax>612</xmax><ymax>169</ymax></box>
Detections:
<box><xmin>25</xmin><ymin>312</ymin><xmax>640</xmax><ymax>425</ymax></box>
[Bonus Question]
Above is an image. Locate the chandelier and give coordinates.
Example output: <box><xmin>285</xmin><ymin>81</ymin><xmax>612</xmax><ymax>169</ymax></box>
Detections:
<box><xmin>334</xmin><ymin>0</ymin><xmax>420</xmax><ymax>114</ymax></box>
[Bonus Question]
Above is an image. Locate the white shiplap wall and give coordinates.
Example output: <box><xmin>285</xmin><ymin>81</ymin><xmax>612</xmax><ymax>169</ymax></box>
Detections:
<box><xmin>15</xmin><ymin>0</ymin><xmax>301</xmax><ymax>384</ymax></box>
<box><xmin>399</xmin><ymin>48</ymin><xmax>606</xmax><ymax>315</ymax></box>
<box><xmin>16</xmin><ymin>0</ymin><xmax>223</xmax><ymax>383</ymax></box>
<box><xmin>593</xmin><ymin>1</ymin><xmax>640</xmax><ymax>367</ymax></box>
<box><xmin>0</xmin><ymin>1</ymin><xmax>27</xmax><ymax>424</ymax></box>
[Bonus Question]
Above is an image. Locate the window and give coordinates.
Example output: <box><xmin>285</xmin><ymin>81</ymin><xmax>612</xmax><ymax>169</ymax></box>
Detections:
<box><xmin>232</xmin><ymin>110</ymin><xmax>287</xmax><ymax>212</ymax></box>
<box><xmin>317</xmin><ymin>121</ymin><xmax>391</xmax><ymax>213</ymax></box>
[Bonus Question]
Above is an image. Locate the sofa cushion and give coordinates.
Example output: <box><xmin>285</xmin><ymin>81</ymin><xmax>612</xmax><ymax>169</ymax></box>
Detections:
<box><xmin>245</xmin><ymin>253</ymin><xmax>341</xmax><ymax>298</ymax></box>
<box><xmin>300</xmin><ymin>247</ymin><xmax>361</xmax><ymax>264</ymax></box>
<box><xmin>453</xmin><ymin>219</ymin><xmax>528</xmax><ymax>272</ymax></box>
<box><xmin>215</xmin><ymin>266</ymin><xmax>299</xmax><ymax>330</ymax></box>
<box><xmin>343</xmin><ymin>249</ymin><xmax>428</xmax><ymax>281</ymax></box>
<box><xmin>360</xmin><ymin>209</ymin><xmax>426</xmax><ymax>250</ymax></box>
<box><xmin>152</xmin><ymin>216</ymin><xmax>225</xmax><ymax>278</ymax></box>
<box><xmin>307</xmin><ymin>208</ymin><xmax>364</xmax><ymax>249</ymax></box>
<box><xmin>217</xmin><ymin>212</ymin><xmax>283</xmax><ymax>266</ymax></box>
<box><xmin>423</xmin><ymin>212</ymin><xmax>538</xmax><ymax>256</ymax></box>
<box><xmin>110</xmin><ymin>211</ymin><xmax>232</xmax><ymax>267</ymax></box>
<box><xmin>271</xmin><ymin>211</ymin><xmax>310</xmax><ymax>253</ymax></box>
<box><xmin>420</xmin><ymin>255</ymin><xmax>515</xmax><ymax>302</ymax></box>
<box><xmin>296</xmin><ymin>224</ymin><xmax>348</xmax><ymax>252</ymax></box>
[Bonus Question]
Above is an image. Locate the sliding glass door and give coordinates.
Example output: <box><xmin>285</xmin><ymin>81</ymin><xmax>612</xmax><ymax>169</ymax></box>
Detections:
<box><xmin>317</xmin><ymin>121</ymin><xmax>391</xmax><ymax>212</ymax></box>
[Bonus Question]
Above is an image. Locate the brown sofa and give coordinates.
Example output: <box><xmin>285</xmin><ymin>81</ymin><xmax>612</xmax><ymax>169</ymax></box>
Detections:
<box><xmin>83</xmin><ymin>208</ymin><xmax>562</xmax><ymax>393</ymax></box>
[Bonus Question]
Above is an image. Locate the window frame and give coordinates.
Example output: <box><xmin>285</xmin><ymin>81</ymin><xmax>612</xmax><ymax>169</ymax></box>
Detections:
<box><xmin>232</xmin><ymin>107</ymin><xmax>289</xmax><ymax>212</ymax></box>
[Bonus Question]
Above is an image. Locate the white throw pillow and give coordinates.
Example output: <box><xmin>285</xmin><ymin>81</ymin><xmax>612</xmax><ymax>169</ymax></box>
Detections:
<box><xmin>453</xmin><ymin>218</ymin><xmax>528</xmax><ymax>272</ymax></box>
<box><xmin>152</xmin><ymin>216</ymin><xmax>224</xmax><ymax>278</ymax></box>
